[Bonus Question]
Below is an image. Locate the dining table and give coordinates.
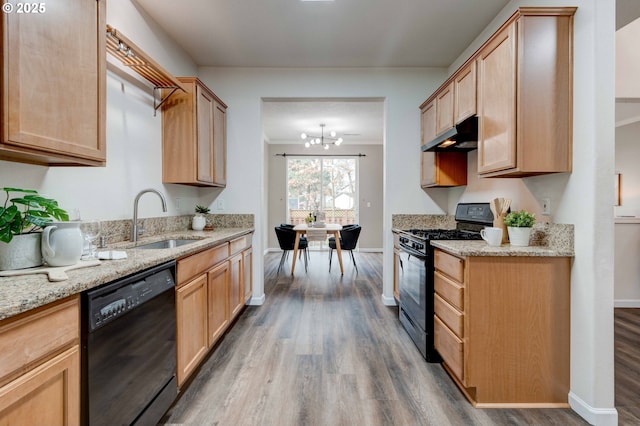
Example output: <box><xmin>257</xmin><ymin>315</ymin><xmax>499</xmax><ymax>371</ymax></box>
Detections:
<box><xmin>291</xmin><ymin>223</ymin><xmax>344</xmax><ymax>275</ymax></box>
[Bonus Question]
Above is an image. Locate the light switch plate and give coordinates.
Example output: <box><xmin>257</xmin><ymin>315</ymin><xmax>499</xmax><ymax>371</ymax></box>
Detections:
<box><xmin>542</xmin><ymin>198</ymin><xmax>551</xmax><ymax>215</ymax></box>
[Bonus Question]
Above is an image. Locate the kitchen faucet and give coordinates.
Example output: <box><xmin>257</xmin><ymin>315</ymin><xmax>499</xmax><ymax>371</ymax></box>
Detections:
<box><xmin>132</xmin><ymin>189</ymin><xmax>168</xmax><ymax>242</ymax></box>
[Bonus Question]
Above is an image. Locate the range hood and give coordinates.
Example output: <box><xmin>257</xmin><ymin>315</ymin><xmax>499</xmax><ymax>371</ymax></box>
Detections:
<box><xmin>421</xmin><ymin>115</ymin><xmax>478</xmax><ymax>152</ymax></box>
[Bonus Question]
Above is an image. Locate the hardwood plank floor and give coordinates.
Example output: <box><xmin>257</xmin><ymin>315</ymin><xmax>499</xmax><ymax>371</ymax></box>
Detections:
<box><xmin>615</xmin><ymin>308</ymin><xmax>640</xmax><ymax>425</ymax></box>
<box><xmin>161</xmin><ymin>251</ymin><xmax>587</xmax><ymax>425</ymax></box>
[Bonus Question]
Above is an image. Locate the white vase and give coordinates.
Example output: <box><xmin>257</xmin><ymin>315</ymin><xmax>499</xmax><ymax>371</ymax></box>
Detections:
<box><xmin>192</xmin><ymin>215</ymin><xmax>206</xmax><ymax>231</ymax></box>
<box><xmin>0</xmin><ymin>233</ymin><xmax>43</xmax><ymax>270</ymax></box>
<box><xmin>507</xmin><ymin>227</ymin><xmax>532</xmax><ymax>247</ymax></box>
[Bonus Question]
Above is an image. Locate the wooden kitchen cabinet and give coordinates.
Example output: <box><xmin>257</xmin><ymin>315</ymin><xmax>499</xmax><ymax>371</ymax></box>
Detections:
<box><xmin>433</xmin><ymin>248</ymin><xmax>571</xmax><ymax>407</ymax></box>
<box><xmin>207</xmin><ymin>261</ymin><xmax>230</xmax><ymax>347</ymax></box>
<box><xmin>242</xmin><ymin>247</ymin><xmax>253</xmax><ymax>303</ymax></box>
<box><xmin>162</xmin><ymin>77</ymin><xmax>227</xmax><ymax>187</ymax></box>
<box><xmin>0</xmin><ymin>296</ymin><xmax>80</xmax><ymax>425</ymax></box>
<box><xmin>435</xmin><ymin>83</ymin><xmax>454</xmax><ymax>136</ymax></box>
<box><xmin>476</xmin><ymin>8</ymin><xmax>575</xmax><ymax>177</ymax></box>
<box><xmin>454</xmin><ymin>62</ymin><xmax>477</xmax><ymax>124</ymax></box>
<box><xmin>174</xmin><ymin>233</ymin><xmax>253</xmax><ymax>387</ymax></box>
<box><xmin>176</xmin><ymin>274</ymin><xmax>208</xmax><ymax>387</ymax></box>
<box><xmin>420</xmin><ymin>101</ymin><xmax>467</xmax><ymax>188</ymax></box>
<box><xmin>0</xmin><ymin>0</ymin><xmax>106</xmax><ymax>166</ymax></box>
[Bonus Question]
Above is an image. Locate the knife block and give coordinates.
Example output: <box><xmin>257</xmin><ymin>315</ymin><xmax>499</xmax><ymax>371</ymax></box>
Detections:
<box><xmin>494</xmin><ymin>214</ymin><xmax>509</xmax><ymax>244</ymax></box>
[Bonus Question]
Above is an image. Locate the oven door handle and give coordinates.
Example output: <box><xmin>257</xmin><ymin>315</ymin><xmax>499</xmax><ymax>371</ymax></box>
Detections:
<box><xmin>399</xmin><ymin>243</ymin><xmax>427</xmax><ymax>259</ymax></box>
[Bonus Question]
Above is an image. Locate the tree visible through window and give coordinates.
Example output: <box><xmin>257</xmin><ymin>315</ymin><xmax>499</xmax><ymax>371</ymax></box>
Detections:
<box><xmin>287</xmin><ymin>157</ymin><xmax>357</xmax><ymax>226</ymax></box>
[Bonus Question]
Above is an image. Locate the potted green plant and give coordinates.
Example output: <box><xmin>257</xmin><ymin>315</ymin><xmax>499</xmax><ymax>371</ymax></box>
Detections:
<box><xmin>503</xmin><ymin>209</ymin><xmax>536</xmax><ymax>247</ymax></box>
<box><xmin>192</xmin><ymin>205</ymin><xmax>210</xmax><ymax>231</ymax></box>
<box><xmin>0</xmin><ymin>187</ymin><xmax>69</xmax><ymax>270</ymax></box>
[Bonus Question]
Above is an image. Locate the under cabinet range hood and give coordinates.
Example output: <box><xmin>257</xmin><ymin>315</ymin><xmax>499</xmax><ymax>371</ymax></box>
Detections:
<box><xmin>421</xmin><ymin>115</ymin><xmax>478</xmax><ymax>152</ymax></box>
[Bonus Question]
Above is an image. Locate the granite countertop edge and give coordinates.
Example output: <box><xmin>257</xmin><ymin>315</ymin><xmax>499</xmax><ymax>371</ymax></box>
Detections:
<box><xmin>430</xmin><ymin>240</ymin><xmax>574</xmax><ymax>257</ymax></box>
<box><xmin>0</xmin><ymin>227</ymin><xmax>254</xmax><ymax>321</ymax></box>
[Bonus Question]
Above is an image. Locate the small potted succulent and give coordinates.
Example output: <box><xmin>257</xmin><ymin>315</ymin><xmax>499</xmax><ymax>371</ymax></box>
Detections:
<box><xmin>0</xmin><ymin>187</ymin><xmax>69</xmax><ymax>270</ymax></box>
<box><xmin>192</xmin><ymin>205</ymin><xmax>210</xmax><ymax>231</ymax></box>
<box><xmin>503</xmin><ymin>209</ymin><xmax>536</xmax><ymax>247</ymax></box>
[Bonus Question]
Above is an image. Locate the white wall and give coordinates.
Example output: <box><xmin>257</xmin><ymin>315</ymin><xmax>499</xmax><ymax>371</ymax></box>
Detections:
<box><xmin>266</xmin><ymin>144</ymin><xmax>383</xmax><ymax>250</ymax></box>
<box><xmin>0</xmin><ymin>0</ymin><xmax>200</xmax><ymax>221</ymax></box>
<box><xmin>449</xmin><ymin>1</ymin><xmax>617</xmax><ymax>424</ymax></box>
<box><xmin>616</xmin><ymin>18</ymin><xmax>640</xmax><ymax>98</ymax></box>
<box><xmin>614</xmin><ymin>121</ymin><xmax>640</xmax><ymax>306</ymax></box>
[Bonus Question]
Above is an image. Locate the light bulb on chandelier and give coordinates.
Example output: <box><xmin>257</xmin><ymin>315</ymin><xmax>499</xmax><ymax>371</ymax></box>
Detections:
<box><xmin>300</xmin><ymin>124</ymin><xmax>344</xmax><ymax>149</ymax></box>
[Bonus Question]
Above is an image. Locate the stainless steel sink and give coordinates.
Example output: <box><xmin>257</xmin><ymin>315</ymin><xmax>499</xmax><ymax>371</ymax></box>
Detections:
<box><xmin>134</xmin><ymin>239</ymin><xmax>200</xmax><ymax>250</ymax></box>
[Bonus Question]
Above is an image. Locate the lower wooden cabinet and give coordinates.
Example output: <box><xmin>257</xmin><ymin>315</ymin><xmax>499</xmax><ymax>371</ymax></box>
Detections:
<box><xmin>0</xmin><ymin>296</ymin><xmax>80</xmax><ymax>425</ymax></box>
<box><xmin>433</xmin><ymin>248</ymin><xmax>571</xmax><ymax>407</ymax></box>
<box><xmin>175</xmin><ymin>233</ymin><xmax>253</xmax><ymax>387</ymax></box>
<box><xmin>208</xmin><ymin>261</ymin><xmax>230</xmax><ymax>347</ymax></box>
<box><xmin>229</xmin><ymin>253</ymin><xmax>243</xmax><ymax>320</ymax></box>
<box><xmin>176</xmin><ymin>274</ymin><xmax>209</xmax><ymax>387</ymax></box>
<box><xmin>393</xmin><ymin>246</ymin><xmax>401</xmax><ymax>302</ymax></box>
<box><xmin>243</xmin><ymin>247</ymin><xmax>253</xmax><ymax>303</ymax></box>
<box><xmin>0</xmin><ymin>346</ymin><xmax>80</xmax><ymax>425</ymax></box>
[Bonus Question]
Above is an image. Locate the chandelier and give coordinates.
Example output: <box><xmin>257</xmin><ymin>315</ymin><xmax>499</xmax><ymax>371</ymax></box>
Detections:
<box><xmin>301</xmin><ymin>124</ymin><xmax>343</xmax><ymax>149</ymax></box>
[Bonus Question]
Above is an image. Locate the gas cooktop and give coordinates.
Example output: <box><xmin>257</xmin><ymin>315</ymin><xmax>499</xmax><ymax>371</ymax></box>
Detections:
<box><xmin>403</xmin><ymin>228</ymin><xmax>483</xmax><ymax>241</ymax></box>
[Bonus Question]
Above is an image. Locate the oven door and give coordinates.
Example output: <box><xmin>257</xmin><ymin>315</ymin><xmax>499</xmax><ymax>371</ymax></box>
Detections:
<box><xmin>397</xmin><ymin>245</ymin><xmax>427</xmax><ymax>331</ymax></box>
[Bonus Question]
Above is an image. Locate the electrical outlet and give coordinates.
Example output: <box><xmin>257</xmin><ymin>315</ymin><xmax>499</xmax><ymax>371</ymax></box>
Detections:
<box><xmin>175</xmin><ymin>198</ymin><xmax>182</xmax><ymax>213</ymax></box>
<box><xmin>217</xmin><ymin>199</ymin><xmax>225</xmax><ymax>211</ymax></box>
<box><xmin>542</xmin><ymin>198</ymin><xmax>551</xmax><ymax>216</ymax></box>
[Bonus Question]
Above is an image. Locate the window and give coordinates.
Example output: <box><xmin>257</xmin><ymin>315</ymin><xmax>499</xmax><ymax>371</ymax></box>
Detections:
<box><xmin>287</xmin><ymin>157</ymin><xmax>358</xmax><ymax>226</ymax></box>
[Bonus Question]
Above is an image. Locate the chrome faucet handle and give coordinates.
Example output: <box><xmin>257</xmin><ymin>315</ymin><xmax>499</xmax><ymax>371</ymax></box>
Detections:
<box><xmin>99</xmin><ymin>236</ymin><xmax>108</xmax><ymax>248</ymax></box>
<box><xmin>138</xmin><ymin>223</ymin><xmax>145</xmax><ymax>236</ymax></box>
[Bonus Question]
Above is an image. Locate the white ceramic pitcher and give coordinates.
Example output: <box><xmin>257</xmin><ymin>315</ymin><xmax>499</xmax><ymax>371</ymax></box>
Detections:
<box><xmin>41</xmin><ymin>222</ymin><xmax>84</xmax><ymax>267</ymax></box>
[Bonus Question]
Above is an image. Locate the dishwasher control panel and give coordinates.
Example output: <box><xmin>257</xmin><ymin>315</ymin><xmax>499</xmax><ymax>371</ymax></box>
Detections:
<box><xmin>86</xmin><ymin>261</ymin><xmax>175</xmax><ymax>331</ymax></box>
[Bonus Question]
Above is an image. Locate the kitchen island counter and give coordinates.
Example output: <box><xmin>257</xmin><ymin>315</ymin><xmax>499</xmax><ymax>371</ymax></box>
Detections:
<box><xmin>0</xmin><ymin>227</ymin><xmax>254</xmax><ymax>320</ymax></box>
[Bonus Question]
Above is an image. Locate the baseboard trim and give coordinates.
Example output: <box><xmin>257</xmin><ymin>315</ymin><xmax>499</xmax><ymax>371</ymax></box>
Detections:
<box><xmin>614</xmin><ymin>299</ymin><xmax>640</xmax><ymax>308</ymax></box>
<box><xmin>568</xmin><ymin>391</ymin><xmax>618</xmax><ymax>426</ymax></box>
<box><xmin>248</xmin><ymin>294</ymin><xmax>265</xmax><ymax>306</ymax></box>
<box><xmin>381</xmin><ymin>294</ymin><xmax>397</xmax><ymax>306</ymax></box>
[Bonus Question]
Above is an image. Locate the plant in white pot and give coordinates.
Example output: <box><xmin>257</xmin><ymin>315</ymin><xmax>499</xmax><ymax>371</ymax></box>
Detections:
<box><xmin>192</xmin><ymin>205</ymin><xmax>210</xmax><ymax>231</ymax></box>
<box><xmin>0</xmin><ymin>187</ymin><xmax>69</xmax><ymax>270</ymax></box>
<box><xmin>503</xmin><ymin>209</ymin><xmax>535</xmax><ymax>247</ymax></box>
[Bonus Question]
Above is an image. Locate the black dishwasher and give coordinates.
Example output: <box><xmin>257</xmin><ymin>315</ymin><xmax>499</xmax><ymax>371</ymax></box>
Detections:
<box><xmin>81</xmin><ymin>260</ymin><xmax>177</xmax><ymax>426</ymax></box>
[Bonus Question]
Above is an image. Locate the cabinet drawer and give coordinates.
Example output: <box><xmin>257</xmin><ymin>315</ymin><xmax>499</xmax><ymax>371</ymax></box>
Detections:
<box><xmin>229</xmin><ymin>234</ymin><xmax>252</xmax><ymax>255</ymax></box>
<box><xmin>435</xmin><ymin>294</ymin><xmax>463</xmax><ymax>338</ymax></box>
<box><xmin>0</xmin><ymin>297</ymin><xmax>79</xmax><ymax>384</ymax></box>
<box><xmin>434</xmin><ymin>271</ymin><xmax>464</xmax><ymax>311</ymax></box>
<box><xmin>434</xmin><ymin>249</ymin><xmax>464</xmax><ymax>282</ymax></box>
<box><xmin>434</xmin><ymin>316</ymin><xmax>464</xmax><ymax>382</ymax></box>
<box><xmin>177</xmin><ymin>243</ymin><xmax>229</xmax><ymax>285</ymax></box>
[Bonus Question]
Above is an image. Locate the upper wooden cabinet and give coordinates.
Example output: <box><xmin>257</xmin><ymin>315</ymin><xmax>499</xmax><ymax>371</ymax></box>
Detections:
<box><xmin>435</xmin><ymin>83</ymin><xmax>454</xmax><ymax>136</ymax></box>
<box><xmin>0</xmin><ymin>0</ymin><xmax>106</xmax><ymax>166</ymax></box>
<box><xmin>162</xmin><ymin>77</ymin><xmax>227</xmax><ymax>187</ymax></box>
<box><xmin>477</xmin><ymin>8</ymin><xmax>575</xmax><ymax>177</ymax></box>
<box><xmin>420</xmin><ymin>101</ymin><xmax>467</xmax><ymax>188</ymax></box>
<box><xmin>454</xmin><ymin>62</ymin><xmax>477</xmax><ymax>124</ymax></box>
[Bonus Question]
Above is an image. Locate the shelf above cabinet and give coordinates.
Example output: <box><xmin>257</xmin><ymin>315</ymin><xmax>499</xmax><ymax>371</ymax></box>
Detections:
<box><xmin>106</xmin><ymin>25</ymin><xmax>187</xmax><ymax>113</ymax></box>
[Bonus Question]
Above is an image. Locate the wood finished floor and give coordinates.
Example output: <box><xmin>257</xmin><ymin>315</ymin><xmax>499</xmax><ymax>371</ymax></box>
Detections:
<box><xmin>615</xmin><ymin>308</ymin><xmax>640</xmax><ymax>425</ymax></box>
<box><xmin>161</xmin><ymin>251</ymin><xmax>589</xmax><ymax>425</ymax></box>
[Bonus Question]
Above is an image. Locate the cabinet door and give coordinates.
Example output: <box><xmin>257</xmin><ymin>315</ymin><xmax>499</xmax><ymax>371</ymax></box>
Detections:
<box><xmin>196</xmin><ymin>85</ymin><xmax>215</xmax><ymax>184</ymax></box>
<box><xmin>393</xmin><ymin>247</ymin><xmax>400</xmax><ymax>302</ymax></box>
<box><xmin>477</xmin><ymin>23</ymin><xmax>517</xmax><ymax>174</ymax></box>
<box><xmin>454</xmin><ymin>62</ymin><xmax>477</xmax><ymax>124</ymax></box>
<box><xmin>176</xmin><ymin>274</ymin><xmax>208</xmax><ymax>387</ymax></box>
<box><xmin>213</xmin><ymin>101</ymin><xmax>227</xmax><ymax>186</ymax></box>
<box><xmin>208</xmin><ymin>261</ymin><xmax>229</xmax><ymax>347</ymax></box>
<box><xmin>420</xmin><ymin>102</ymin><xmax>437</xmax><ymax>186</ymax></box>
<box><xmin>435</xmin><ymin>83</ymin><xmax>454</xmax><ymax>135</ymax></box>
<box><xmin>242</xmin><ymin>247</ymin><xmax>253</xmax><ymax>303</ymax></box>
<box><xmin>0</xmin><ymin>346</ymin><xmax>80</xmax><ymax>426</ymax></box>
<box><xmin>229</xmin><ymin>253</ymin><xmax>243</xmax><ymax>319</ymax></box>
<box><xmin>1</xmin><ymin>0</ymin><xmax>106</xmax><ymax>166</ymax></box>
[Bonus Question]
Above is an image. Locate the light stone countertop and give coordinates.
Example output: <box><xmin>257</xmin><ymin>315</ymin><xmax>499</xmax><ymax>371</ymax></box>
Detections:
<box><xmin>0</xmin><ymin>227</ymin><xmax>254</xmax><ymax>321</ymax></box>
<box><xmin>430</xmin><ymin>240</ymin><xmax>574</xmax><ymax>257</ymax></box>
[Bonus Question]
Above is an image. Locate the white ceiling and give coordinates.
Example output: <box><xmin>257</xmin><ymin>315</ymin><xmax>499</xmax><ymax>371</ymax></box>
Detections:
<box><xmin>135</xmin><ymin>0</ymin><xmax>510</xmax><ymax>68</ymax></box>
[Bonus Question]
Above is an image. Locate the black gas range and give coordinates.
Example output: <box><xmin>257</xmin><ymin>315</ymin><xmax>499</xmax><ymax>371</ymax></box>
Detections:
<box><xmin>395</xmin><ymin>203</ymin><xmax>493</xmax><ymax>361</ymax></box>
